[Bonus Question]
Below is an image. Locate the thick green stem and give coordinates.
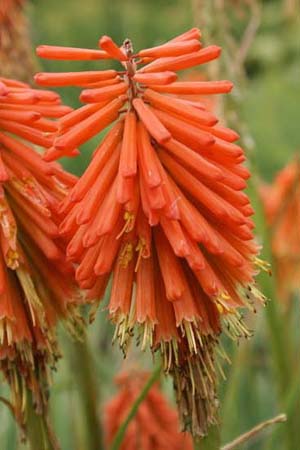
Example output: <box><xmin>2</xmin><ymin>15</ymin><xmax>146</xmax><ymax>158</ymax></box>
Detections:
<box><xmin>68</xmin><ymin>337</ymin><xmax>104</xmax><ymax>450</ymax></box>
<box><xmin>194</xmin><ymin>425</ymin><xmax>221</xmax><ymax>450</ymax></box>
<box><xmin>110</xmin><ymin>363</ymin><xmax>161</xmax><ymax>450</ymax></box>
<box><xmin>26</xmin><ymin>391</ymin><xmax>60</xmax><ymax>450</ymax></box>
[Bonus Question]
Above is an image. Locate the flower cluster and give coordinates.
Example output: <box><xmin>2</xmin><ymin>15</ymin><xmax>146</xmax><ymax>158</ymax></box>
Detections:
<box><xmin>260</xmin><ymin>158</ymin><xmax>300</xmax><ymax>304</ymax></box>
<box><xmin>0</xmin><ymin>77</ymin><xmax>82</xmax><ymax>420</ymax></box>
<box><xmin>105</xmin><ymin>371</ymin><xmax>193</xmax><ymax>450</ymax></box>
<box><xmin>35</xmin><ymin>28</ymin><xmax>265</xmax><ymax>435</ymax></box>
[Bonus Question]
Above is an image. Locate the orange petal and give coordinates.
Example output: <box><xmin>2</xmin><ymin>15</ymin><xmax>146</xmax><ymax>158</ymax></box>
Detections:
<box><xmin>80</xmin><ymin>82</ymin><xmax>127</xmax><ymax>103</ymax></box>
<box><xmin>99</xmin><ymin>36</ymin><xmax>127</xmax><ymax>61</ymax></box>
<box><xmin>119</xmin><ymin>111</ymin><xmax>137</xmax><ymax>177</ymax></box>
<box><xmin>143</xmin><ymin>88</ymin><xmax>217</xmax><ymax>126</ymax></box>
<box><xmin>133</xmin><ymin>98</ymin><xmax>171</xmax><ymax>145</ymax></box>
<box><xmin>138</xmin><ymin>39</ymin><xmax>201</xmax><ymax>58</ymax></box>
<box><xmin>140</xmin><ymin>46</ymin><xmax>221</xmax><ymax>73</ymax></box>
<box><xmin>35</xmin><ymin>70</ymin><xmax>117</xmax><ymax>87</ymax></box>
<box><xmin>133</xmin><ymin>72</ymin><xmax>177</xmax><ymax>86</ymax></box>
<box><xmin>36</xmin><ymin>45</ymin><xmax>110</xmax><ymax>60</ymax></box>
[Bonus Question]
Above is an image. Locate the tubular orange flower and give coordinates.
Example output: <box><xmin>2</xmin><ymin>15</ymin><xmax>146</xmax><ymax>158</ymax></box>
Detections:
<box><xmin>36</xmin><ymin>28</ymin><xmax>266</xmax><ymax>436</ymax></box>
<box><xmin>260</xmin><ymin>158</ymin><xmax>300</xmax><ymax>304</ymax></box>
<box><xmin>104</xmin><ymin>371</ymin><xmax>193</xmax><ymax>450</ymax></box>
<box><xmin>0</xmin><ymin>77</ymin><xmax>82</xmax><ymax>421</ymax></box>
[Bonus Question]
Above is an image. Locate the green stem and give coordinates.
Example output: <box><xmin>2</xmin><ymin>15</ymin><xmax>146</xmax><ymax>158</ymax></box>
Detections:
<box><xmin>194</xmin><ymin>425</ymin><xmax>221</xmax><ymax>450</ymax></box>
<box><xmin>110</xmin><ymin>363</ymin><xmax>162</xmax><ymax>450</ymax></box>
<box><xmin>68</xmin><ymin>337</ymin><xmax>104</xmax><ymax>450</ymax></box>
<box><xmin>26</xmin><ymin>390</ymin><xmax>60</xmax><ymax>450</ymax></box>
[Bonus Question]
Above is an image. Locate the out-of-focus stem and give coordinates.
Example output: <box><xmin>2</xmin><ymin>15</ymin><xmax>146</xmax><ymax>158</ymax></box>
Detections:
<box><xmin>110</xmin><ymin>363</ymin><xmax>161</xmax><ymax>450</ymax></box>
<box><xmin>68</xmin><ymin>337</ymin><xmax>104</xmax><ymax>450</ymax></box>
<box><xmin>222</xmin><ymin>414</ymin><xmax>286</xmax><ymax>450</ymax></box>
<box><xmin>249</xmin><ymin>176</ymin><xmax>295</xmax><ymax>450</ymax></box>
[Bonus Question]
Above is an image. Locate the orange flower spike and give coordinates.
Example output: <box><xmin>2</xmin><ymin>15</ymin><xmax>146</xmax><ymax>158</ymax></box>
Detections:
<box><xmin>36</xmin><ymin>44</ymin><xmax>110</xmax><ymax>60</ymax></box>
<box><xmin>138</xmin><ymin>39</ymin><xmax>201</xmax><ymax>58</ymax></box>
<box><xmin>34</xmin><ymin>70</ymin><xmax>117</xmax><ymax>87</ymax></box>
<box><xmin>119</xmin><ymin>111</ymin><xmax>137</xmax><ymax>177</ymax></box>
<box><xmin>133</xmin><ymin>98</ymin><xmax>171</xmax><ymax>145</ymax></box>
<box><xmin>0</xmin><ymin>77</ymin><xmax>85</xmax><ymax>417</ymax></box>
<box><xmin>133</xmin><ymin>72</ymin><xmax>177</xmax><ymax>86</ymax></box>
<box><xmin>99</xmin><ymin>35</ymin><xmax>128</xmax><ymax>61</ymax></box>
<box><xmin>80</xmin><ymin>82</ymin><xmax>127</xmax><ymax>103</ymax></box>
<box><xmin>143</xmin><ymin>88</ymin><xmax>217</xmax><ymax>126</ymax></box>
<box><xmin>34</xmin><ymin>30</ymin><xmax>267</xmax><ymax>437</ymax></box>
<box><xmin>53</xmin><ymin>97</ymin><xmax>125</xmax><ymax>154</ymax></box>
<box><xmin>105</xmin><ymin>371</ymin><xmax>194</xmax><ymax>450</ymax></box>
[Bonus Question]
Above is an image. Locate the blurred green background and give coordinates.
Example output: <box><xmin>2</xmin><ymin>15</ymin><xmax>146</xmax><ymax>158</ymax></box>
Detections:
<box><xmin>1</xmin><ymin>1</ymin><xmax>299</xmax><ymax>449</ymax></box>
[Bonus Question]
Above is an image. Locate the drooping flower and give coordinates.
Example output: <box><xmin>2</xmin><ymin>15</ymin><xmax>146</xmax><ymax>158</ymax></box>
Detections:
<box><xmin>104</xmin><ymin>370</ymin><xmax>193</xmax><ymax>450</ymax></box>
<box><xmin>0</xmin><ymin>77</ymin><xmax>82</xmax><ymax>422</ymax></box>
<box><xmin>260</xmin><ymin>158</ymin><xmax>300</xmax><ymax>304</ymax></box>
<box><xmin>35</xmin><ymin>28</ymin><xmax>266</xmax><ymax>435</ymax></box>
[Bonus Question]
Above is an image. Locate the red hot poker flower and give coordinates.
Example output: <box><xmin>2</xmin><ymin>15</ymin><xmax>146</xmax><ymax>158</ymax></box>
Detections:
<box><xmin>260</xmin><ymin>158</ymin><xmax>300</xmax><ymax>304</ymax></box>
<box><xmin>36</xmin><ymin>28</ymin><xmax>266</xmax><ymax>435</ymax></box>
<box><xmin>105</xmin><ymin>371</ymin><xmax>193</xmax><ymax>450</ymax></box>
<box><xmin>0</xmin><ymin>77</ymin><xmax>82</xmax><ymax>421</ymax></box>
